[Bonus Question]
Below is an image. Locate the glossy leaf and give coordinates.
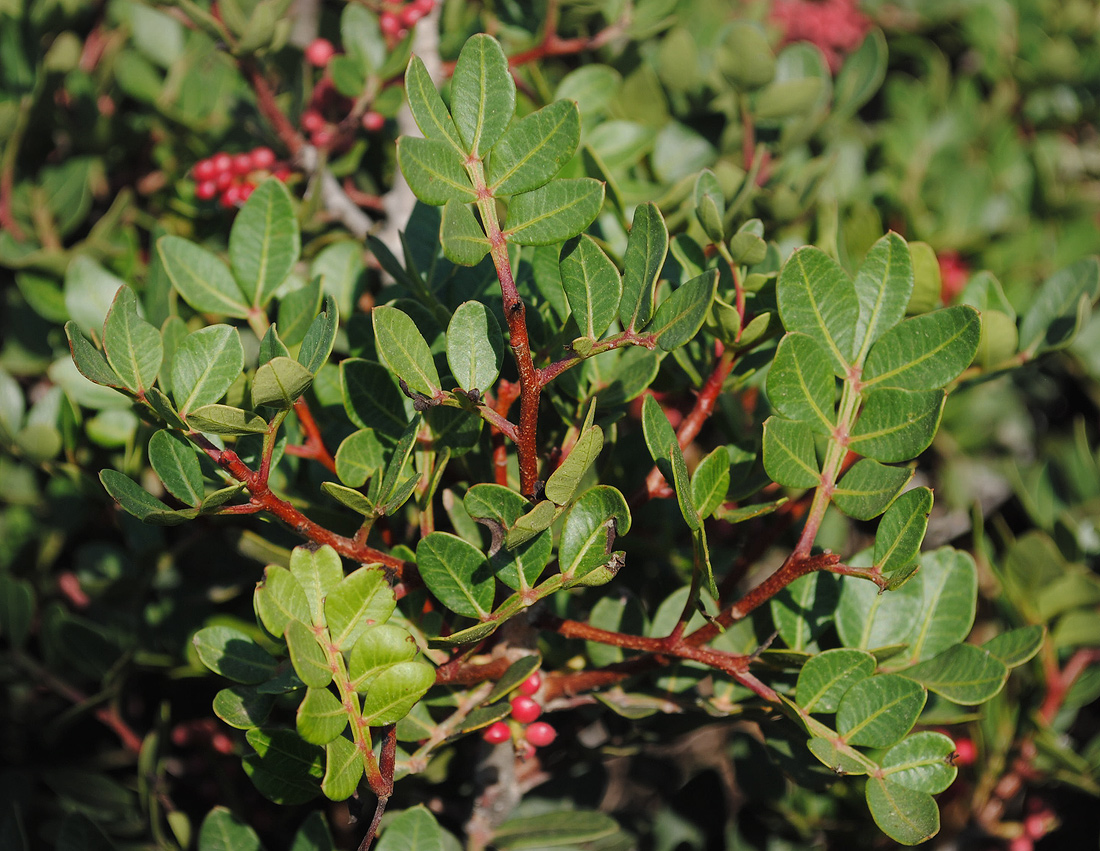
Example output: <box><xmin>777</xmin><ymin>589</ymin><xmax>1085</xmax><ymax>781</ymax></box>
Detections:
<box><xmin>187</xmin><ymin>405</ymin><xmax>268</xmax><ymax>435</ymax></box>
<box><xmin>544</xmin><ymin>424</ymin><xmax>603</xmax><ymax>506</ymax></box>
<box><xmin>325</xmin><ymin>566</ymin><xmax>396</xmax><ymax>651</ymax></box>
<box><xmin>559</xmin><ymin>485</ymin><xmax>631</xmax><ymax>580</ymax></box>
<box><xmin>796</xmin><ymin>648</ymin><xmax>876</xmax><ymax>713</ymax></box>
<box><xmin>335</xmin><ymin>429</ymin><xmax>386</xmax><ymax>488</ymax></box>
<box><xmin>192</xmin><ymin>625</ymin><xmax>279</xmax><ymax>684</ymax></box>
<box><xmin>447</xmin><ymin>301</ymin><xmax>503</xmax><ymax>392</ymax></box>
<box><xmin>298</xmin><ymin>296</ymin><xmax>340</xmax><ymax>376</ymax></box>
<box><xmin>290</xmin><ymin>545</ymin><xmax>345</xmax><ymax>627</ymax></box>
<box><xmin>229</xmin><ymin>178</ymin><xmax>299</xmax><ymax>308</ymax></box>
<box><xmin>450</xmin><ymin>33</ymin><xmax>515</xmax><ymax>156</ymax></box>
<box><xmin>102</xmin><ymin>286</ymin><xmax>162</xmax><ymax>394</ymax></box>
<box><xmin>65</xmin><ymin>322</ymin><xmax>122</xmax><ymax>389</ymax></box>
<box><xmin>171</xmin><ymin>325</ymin><xmax>244</xmax><ymax>415</ymax></box>
<box><xmin>243</xmin><ymin>728</ymin><xmax>323</xmax><ymax>806</ymax></box>
<box><xmin>900</xmin><ymin>643</ymin><xmax>1008</xmax><ymax>705</ymax></box>
<box><xmin>255</xmin><ymin>564</ymin><xmax>310</xmax><ymax>638</ymax></box>
<box><xmin>865</xmin><ymin>777</ymin><xmax>939</xmax><ymax>846</ymax></box>
<box><xmin>874</xmin><ymin>487</ymin><xmax>933</xmax><ymax>572</ymax></box>
<box><xmin>148</xmin><ymin>429</ymin><xmax>203</xmax><ymax>506</ymax></box>
<box><xmin>359</xmin><ymin>660</ymin><xmax>436</xmax><ymax>725</ymax></box>
<box><xmin>296</xmin><ymin>687</ymin><xmax>347</xmax><ymax>745</ymax></box>
<box><xmin>395</xmin><ymin>137</ymin><xmax>477</xmax><ymax>205</ymax></box>
<box><xmin>981</xmin><ymin>625</ymin><xmax>1044</xmax><ymax>668</ymax></box>
<box><xmin>440</xmin><ymin>200</ymin><xmax>490</xmax><ymax>266</ymax></box>
<box><xmin>861</xmin><ymin>306</ymin><xmax>981</xmax><ymax>391</ymax></box>
<box><xmin>341</xmin><ymin>358</ymin><xmax>409</xmax><ymax>439</ymax></box>
<box><xmin>373</xmin><ymin>305</ymin><xmax>441</xmax><ymax>398</ymax></box>
<box><xmin>504</xmin><ymin>179</ymin><xmax>605</xmax><ymax>246</ymax></box>
<box><xmin>776</xmin><ymin>247</ymin><xmax>858</xmax><ymax>375</ymax></box>
<box><xmin>560</xmin><ymin>235</ymin><xmax>622</xmax><ymax>340</ymax></box>
<box><xmin>375</xmin><ymin>806</ymin><xmax>446</xmax><ymax>851</ymax></box>
<box><xmin>285</xmin><ymin>619</ymin><xmax>333</xmax><ymax>688</ymax></box>
<box><xmin>906</xmin><ymin>548</ymin><xmax>978</xmax><ymax>663</ymax></box>
<box><xmin>487</xmin><ymin>99</ymin><xmax>580</xmax><ymax>195</ymax></box>
<box><xmin>851</xmin><ymin>232</ymin><xmax>913</xmax><ymax>364</ymax></box>
<box><xmin>848</xmin><ymin>389</ymin><xmax>944</xmax><ymax>463</ymax></box>
<box><xmin>762</xmin><ymin>417</ymin><xmax>821</xmax><ymax>489</ymax></box>
<box><xmin>213</xmin><ymin>685</ymin><xmax>274</xmax><ymax>730</ymax></box>
<box><xmin>836</xmin><ymin>566</ymin><xmax>924</xmax><ymax>650</ymax></box>
<box><xmin>348</xmin><ymin>624</ymin><xmax>420</xmax><ymax>691</ymax></box>
<box><xmin>690</xmin><ymin>446</ymin><xmax>731</xmax><ymax>519</ymax></box>
<box><xmin>252</xmin><ymin>357</ymin><xmax>313</xmax><ymax>409</ymax></box>
<box><xmin>321</xmin><ymin>735</ymin><xmax>361</xmax><ymax>802</ymax></box>
<box><xmin>647</xmin><ymin>270</ymin><xmax>718</xmax><ymax>351</ymax></box>
<box><xmin>837</xmin><ymin>674</ymin><xmax>925</xmax><ymax>748</ymax></box>
<box><xmin>416</xmin><ymin>532</ymin><xmax>494</xmax><ymax>619</ymax></box>
<box><xmin>157</xmin><ymin>236</ymin><xmax>249</xmax><ymax>318</ymax></box>
<box><xmin>831</xmin><ymin>459</ymin><xmax>912</xmax><ymax>520</ymax></box>
<box><xmin>620</xmin><ymin>202</ymin><xmax>668</xmax><ymax>330</ymax></box>
<box><xmin>766</xmin><ymin>332</ymin><xmax>836</xmax><ymax>432</ymax></box>
<box><xmin>100</xmin><ymin>469</ymin><xmax>194</xmax><ymax>525</ymax></box>
<box><xmin>199</xmin><ymin>807</ymin><xmax>262</xmax><ymax>851</ymax></box>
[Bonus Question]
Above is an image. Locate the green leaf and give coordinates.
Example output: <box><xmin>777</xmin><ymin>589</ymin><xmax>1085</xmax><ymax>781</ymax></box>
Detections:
<box><xmin>796</xmin><ymin>648</ymin><xmax>876</xmax><ymax>712</ymax></box>
<box><xmin>559</xmin><ymin>485</ymin><xmax>630</xmax><ymax>580</ymax></box>
<box><xmin>861</xmin><ymin>306</ymin><xmax>981</xmax><ymax>391</ymax></box>
<box><xmin>1019</xmin><ymin>256</ymin><xmax>1100</xmax><ymax>354</ymax></box>
<box><xmin>213</xmin><ymin>685</ymin><xmax>274</xmax><ymax>730</ymax></box>
<box><xmin>298</xmin><ymin>295</ymin><xmax>340</xmax><ymax>376</ymax></box>
<box><xmin>504</xmin><ymin>500</ymin><xmax>558</xmax><ymax>549</ymax></box>
<box><xmin>325</xmin><ymin>566</ymin><xmax>396</xmax><ymax>651</ymax></box>
<box><xmin>259</xmin><ymin>324</ymin><xmax>291</xmax><ymax>364</ymax></box>
<box><xmin>376</xmin><ymin>806</ymin><xmax>446</xmax><ymax>851</ymax></box>
<box><xmin>296</xmin><ymin>687</ymin><xmax>348</xmax><ymax>745</ymax></box>
<box><xmin>440</xmin><ymin>200</ymin><xmax>490</xmax><ymax>266</ymax></box>
<box><xmin>290</xmin><ymin>545</ymin><xmax>346</xmax><ymax>627</ymax></box>
<box><xmin>504</xmin><ymin>179</ymin><xmax>605</xmax><ymax>246</ymax></box>
<box><xmin>102</xmin><ymin>286</ymin><xmax>162</xmax><ymax>394</ymax></box>
<box><xmin>487</xmin><ymin>99</ymin><xmax>580</xmax><ymax>195</ymax></box>
<box><xmin>229</xmin><ymin>178</ymin><xmax>299</xmax><ymax>308</ymax></box>
<box><xmin>252</xmin><ymin>356</ymin><xmax>313</xmax><ymax>409</ymax></box>
<box><xmin>690</xmin><ymin>446</ymin><xmax>731</xmax><ymax>519</ymax></box>
<box><xmin>981</xmin><ymin>625</ymin><xmax>1044</xmax><ymax>668</ymax></box>
<box><xmin>172</xmin><ymin>325</ymin><xmax>244</xmax><ymax>415</ymax></box>
<box><xmin>285</xmin><ymin>619</ymin><xmax>333</xmax><ymax>688</ymax></box>
<box><xmin>255</xmin><ymin>564</ymin><xmax>310</xmax><ymax>638</ymax></box>
<box><xmin>762</xmin><ymin>417</ymin><xmax>821</xmax><ymax>488</ymax></box>
<box><xmin>290</xmin><ymin>812</ymin><xmax>336</xmax><ymax>851</ymax></box>
<box><xmin>187</xmin><ymin>404</ymin><xmax>268</xmax><ymax>435</ymax></box>
<box><xmin>766</xmin><ymin>333</ymin><xmax>837</xmax><ymax>432</ymax></box>
<box><xmin>806</xmin><ymin>737</ymin><xmax>872</xmax><ymax>776</ymax></box>
<box><xmin>866</xmin><ymin>777</ymin><xmax>939</xmax><ymax>846</ymax></box>
<box><xmin>831</xmin><ymin>459</ymin><xmax>912</xmax><ymax>521</ymax></box>
<box><xmin>359</xmin><ymin>660</ymin><xmax>436</xmax><ymax>725</ymax></box>
<box><xmin>641</xmin><ymin>393</ymin><xmax>678</xmax><ymax>466</ymax></box>
<box><xmin>373</xmin><ymin>305</ymin><xmax>440</xmax><ymax>398</ymax></box>
<box><xmin>834</xmin><ymin>28</ymin><xmax>887</xmax><ymax>116</ymax></box>
<box><xmin>157</xmin><ymin>236</ymin><xmax>249</xmax><ymax>318</ymax></box>
<box><xmin>335</xmin><ymin>429</ymin><xmax>386</xmax><ymax>487</ymax></box>
<box><xmin>836</xmin><ymin>566</ymin><xmax>924</xmax><ymax>650</ymax></box>
<box><xmin>560</xmin><ymin>236</ymin><xmax>622</xmax><ymax>341</ymax></box>
<box><xmin>900</xmin><ymin>643</ymin><xmax>1008</xmax><ymax>705</ymax></box>
<box><xmin>0</xmin><ymin>574</ymin><xmax>35</xmax><ymax>649</ymax></box>
<box><xmin>193</xmin><ymin>625</ymin><xmax>279</xmax><ymax>683</ymax></box>
<box><xmin>199</xmin><ymin>807</ymin><xmax>262</xmax><ymax>851</ymax></box>
<box><xmin>321</xmin><ymin>735</ymin><xmax>361</xmax><ymax>802</ymax></box>
<box><xmin>99</xmin><ymin>469</ymin><xmax>194</xmax><ymax>525</ymax></box>
<box><xmin>719</xmin><ymin>22</ymin><xmax>776</xmax><ymax>87</ymax></box>
<box><xmin>243</xmin><ymin>728</ymin><xmax>322</xmax><ymax>805</ymax></box>
<box><xmin>874</xmin><ymin>487</ymin><xmax>933</xmax><ymax>573</ymax></box>
<box><xmin>776</xmin><ymin>247</ymin><xmax>858</xmax><ymax>375</ymax></box>
<box><xmin>492</xmin><ymin>811</ymin><xmax>620</xmax><ymax>850</ymax></box>
<box><xmin>848</xmin><ymin>389</ymin><xmax>944</xmax><ymax>463</ymax></box>
<box><xmin>770</xmin><ymin>572</ymin><xmax>838</xmax><ymax>651</ymax></box>
<box><xmin>65</xmin><ymin>322</ymin><xmax>123</xmax><ymax>389</ymax></box>
<box><xmin>396</xmin><ymin>137</ymin><xmax>477</xmax><ymax>206</ymax></box>
<box><xmin>322</xmin><ymin>482</ymin><xmax>375</xmax><ymax>516</ymax></box>
<box><xmin>669</xmin><ymin>444</ymin><xmax>701</xmax><ymax>532</ymax></box>
<box><xmin>348</xmin><ymin>623</ymin><xmax>420</xmax><ymax>691</ymax></box>
<box><xmin>416</xmin><ymin>532</ymin><xmax>494</xmax><ymax>619</ymax></box>
<box><xmin>64</xmin><ymin>255</ymin><xmax>127</xmax><ymax>336</ymax></box>
<box><xmin>485</xmin><ymin>656</ymin><xmax>541</xmax><ymax>703</ymax></box>
<box><xmin>148</xmin><ymin>429</ymin><xmax>203</xmax><ymax>506</ymax></box>
<box><xmin>647</xmin><ymin>270</ymin><xmax>718</xmax><ymax>351</ymax></box>
<box><xmin>880</xmin><ymin>731</ymin><xmax>956</xmax><ymax>795</ymax></box>
<box><xmin>544</xmin><ymin>425</ymin><xmax>603</xmax><ymax>506</ymax></box>
<box><xmin>404</xmin><ymin>56</ymin><xmax>464</xmax><ymax>153</ymax></box>
<box><xmin>341</xmin><ymin>3</ymin><xmax>384</xmax><ymax>73</ymax></box>
<box><xmin>906</xmin><ymin>548</ymin><xmax>978</xmax><ymax>663</ymax></box>
<box><xmin>450</xmin><ymin>33</ymin><xmax>515</xmax><ymax>156</ymax></box>
<box><xmin>693</xmin><ymin>169</ymin><xmax>725</xmax><ymax>243</ymax></box>
<box><xmin>277</xmin><ymin>278</ymin><xmax>323</xmax><ymax>349</ymax></box>
<box><xmin>447</xmin><ymin>301</ymin><xmax>503</xmax><ymax>392</ymax></box>
<box><xmin>341</xmin><ymin>358</ymin><xmax>409</xmax><ymax>440</ymax></box>
<box><xmin>851</xmin><ymin>232</ymin><xmax>913</xmax><ymax>364</ymax></box>
<box><xmin>837</xmin><ymin>674</ymin><xmax>925</xmax><ymax>748</ymax></box>
<box><xmin>620</xmin><ymin>202</ymin><xmax>668</xmax><ymax>330</ymax></box>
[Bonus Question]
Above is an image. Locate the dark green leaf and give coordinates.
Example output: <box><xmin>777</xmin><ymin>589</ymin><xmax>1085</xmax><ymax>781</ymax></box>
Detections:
<box><xmin>157</xmin><ymin>236</ymin><xmax>249</xmax><ymax>318</ymax></box>
<box><xmin>796</xmin><ymin>648</ymin><xmax>876</xmax><ymax>712</ymax></box>
<box><xmin>492</xmin><ymin>811</ymin><xmax>620</xmax><ymax>850</ymax></box>
<box><xmin>835</xmin><ymin>567</ymin><xmax>924</xmax><ymax>650</ymax></box>
<box><xmin>296</xmin><ymin>687</ymin><xmax>348</xmax><ymax>745</ymax></box>
<box><xmin>981</xmin><ymin>625</ymin><xmax>1044</xmax><ymax>668</ymax></box>
<box><xmin>831</xmin><ymin>459</ymin><xmax>912</xmax><ymax>520</ymax></box>
<box><xmin>880</xmin><ymin>731</ymin><xmax>956</xmax><ymax>795</ymax></box>
<box><xmin>213</xmin><ymin>685</ymin><xmax>274</xmax><ymax>730</ymax></box>
<box><xmin>693</xmin><ymin>169</ymin><xmax>725</xmax><ymax>243</ymax></box>
<box><xmin>450</xmin><ymin>33</ymin><xmax>515</xmax><ymax>156</ymax></box>
<box><xmin>504</xmin><ymin>179</ymin><xmax>605</xmax><ymax>246</ymax></box>
<box><xmin>99</xmin><ymin>469</ymin><xmax>194</xmax><ymax>525</ymax></box>
<box><xmin>278</xmin><ymin>278</ymin><xmax>323</xmax><ymax>348</ymax></box>
<box><xmin>906</xmin><ymin>548</ymin><xmax>978</xmax><ymax>663</ymax></box>
<box><xmin>900</xmin><ymin>643</ymin><xmax>1008</xmax><ymax>705</ymax></box>
<box><xmin>690</xmin><ymin>446</ymin><xmax>730</xmax><ymax>519</ymax></box>
<box><xmin>172</xmin><ymin>325</ymin><xmax>244</xmax><ymax>415</ymax></box>
<box><xmin>848</xmin><ymin>389</ymin><xmax>944</xmax><ymax>463</ymax></box>
<box><xmin>341</xmin><ymin>358</ymin><xmax>409</xmax><ymax>440</ymax></box>
<box><xmin>65</xmin><ymin>322</ymin><xmax>122</xmax><ymax>389</ymax></box>
<box><xmin>148</xmin><ymin>429</ymin><xmax>204</xmax><ymax>506</ymax></box>
<box><xmin>762</xmin><ymin>416</ymin><xmax>821</xmax><ymax>488</ymax></box>
<box><xmin>199</xmin><ymin>807</ymin><xmax>262</xmax><ymax>851</ymax></box>
<box><xmin>874</xmin><ymin>487</ymin><xmax>933</xmax><ymax>573</ymax></box>
<box><xmin>396</xmin><ymin>137</ymin><xmax>477</xmax><ymax>206</ymax></box>
<box><xmin>102</xmin><ymin>286</ymin><xmax>162</xmax><ymax>394</ymax></box>
<box><xmin>851</xmin><ymin>232</ymin><xmax>913</xmax><ymax>364</ymax></box>
<box><xmin>776</xmin><ymin>247</ymin><xmax>858</xmax><ymax>375</ymax></box>
<box><xmin>560</xmin><ymin>235</ymin><xmax>622</xmax><ymax>341</ymax></box>
<box><xmin>335</xmin><ymin>429</ymin><xmax>386</xmax><ymax>487</ymax></box>
<box><xmin>559</xmin><ymin>485</ymin><xmax>630</xmax><ymax>580</ymax></box>
<box><xmin>837</xmin><ymin>673</ymin><xmax>925</xmax><ymax>748</ymax></box>
<box><xmin>1019</xmin><ymin>257</ymin><xmax>1100</xmax><ymax>355</ymax></box>
<box><xmin>321</xmin><ymin>735</ymin><xmax>361</xmax><ymax>801</ymax></box>
<box><xmin>373</xmin><ymin>305</ymin><xmax>441</xmax><ymax>397</ymax></box>
<box><xmin>647</xmin><ymin>270</ymin><xmax>718</xmax><ymax>351</ymax></box>
<box><xmin>376</xmin><ymin>806</ymin><xmax>446</xmax><ymax>851</ymax></box>
<box><xmin>243</xmin><ymin>728</ymin><xmax>322</xmax><ymax>805</ymax></box>
<box><xmin>440</xmin><ymin>200</ymin><xmax>490</xmax><ymax>266</ymax></box>
<box><xmin>620</xmin><ymin>202</ymin><xmax>668</xmax><ymax>330</ymax></box>
<box><xmin>766</xmin><ymin>332</ymin><xmax>836</xmax><ymax>432</ymax></box>
<box><xmin>229</xmin><ymin>178</ymin><xmax>299</xmax><ymax>308</ymax></box>
<box><xmin>404</xmin><ymin>56</ymin><xmax>464</xmax><ymax>153</ymax></box>
<box><xmin>487</xmin><ymin>99</ymin><xmax>580</xmax><ymax>195</ymax></box>
<box><xmin>298</xmin><ymin>295</ymin><xmax>340</xmax><ymax>376</ymax></box>
<box><xmin>544</xmin><ymin>425</ymin><xmax>603</xmax><ymax>506</ymax></box>
<box><xmin>416</xmin><ymin>532</ymin><xmax>494</xmax><ymax>618</ymax></box>
<box><xmin>187</xmin><ymin>404</ymin><xmax>268</xmax><ymax>435</ymax></box>
<box><xmin>447</xmin><ymin>301</ymin><xmax>503</xmax><ymax>392</ymax></box>
<box><xmin>862</xmin><ymin>306</ymin><xmax>981</xmax><ymax>391</ymax></box>
<box><xmin>770</xmin><ymin>572</ymin><xmax>838</xmax><ymax>651</ymax></box>
<box><xmin>193</xmin><ymin>625</ymin><xmax>279</xmax><ymax>683</ymax></box>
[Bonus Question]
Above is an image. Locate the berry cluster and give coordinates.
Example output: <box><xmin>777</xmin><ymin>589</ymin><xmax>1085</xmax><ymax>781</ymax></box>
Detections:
<box><xmin>379</xmin><ymin>0</ymin><xmax>435</xmax><ymax>41</ymax></box>
<box><xmin>769</xmin><ymin>0</ymin><xmax>872</xmax><ymax>73</ymax></box>
<box><xmin>192</xmin><ymin>147</ymin><xmax>289</xmax><ymax>208</ymax></box>
<box><xmin>482</xmin><ymin>671</ymin><xmax>557</xmax><ymax>752</ymax></box>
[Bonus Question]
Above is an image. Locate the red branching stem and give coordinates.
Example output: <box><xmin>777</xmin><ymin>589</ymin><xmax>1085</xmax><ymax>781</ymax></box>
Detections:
<box><xmin>488</xmin><ymin>381</ymin><xmax>520</xmax><ymax>487</ymax></box>
<box><xmin>434</xmin><ymin>655</ymin><xmax>513</xmax><ymax>687</ymax></box>
<box><xmin>1039</xmin><ymin>648</ymin><xmax>1100</xmax><ymax>725</ymax></box>
<box><xmin>190</xmin><ymin>434</ymin><xmax>407</xmax><ymax>573</ymax></box>
<box><xmin>241</xmin><ymin>61</ymin><xmax>304</xmax><ymax>156</ymax></box>
<box><xmin>538</xmin><ymin>330</ymin><xmax>657</xmax><ymax>387</ymax></box>
<box><xmin>285</xmin><ymin>398</ymin><xmax>337</xmax><ymax>474</ymax></box>
<box><xmin>341</xmin><ymin>178</ymin><xmax>386</xmax><ymax>212</ymax></box>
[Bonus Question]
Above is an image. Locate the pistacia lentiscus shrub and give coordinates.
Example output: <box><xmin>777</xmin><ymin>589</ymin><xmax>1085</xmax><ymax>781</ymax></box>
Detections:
<box><xmin>2</xmin><ymin>2</ymin><xmax>1100</xmax><ymax>850</ymax></box>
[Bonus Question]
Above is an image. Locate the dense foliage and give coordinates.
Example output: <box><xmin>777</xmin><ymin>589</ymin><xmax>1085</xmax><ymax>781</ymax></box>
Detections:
<box><xmin>2</xmin><ymin>1</ymin><xmax>1100</xmax><ymax>849</ymax></box>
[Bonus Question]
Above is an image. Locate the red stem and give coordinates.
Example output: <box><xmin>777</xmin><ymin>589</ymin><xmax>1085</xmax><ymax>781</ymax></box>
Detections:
<box><xmin>285</xmin><ymin>398</ymin><xmax>337</xmax><ymax>474</ymax></box>
<box><xmin>242</xmin><ymin>61</ymin><xmax>304</xmax><ymax>156</ymax></box>
<box><xmin>488</xmin><ymin>381</ymin><xmax>521</xmax><ymax>488</ymax></box>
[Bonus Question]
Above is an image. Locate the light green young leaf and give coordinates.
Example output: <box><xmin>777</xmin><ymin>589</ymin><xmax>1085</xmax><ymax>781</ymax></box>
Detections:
<box><xmin>416</xmin><ymin>532</ymin><xmax>494</xmax><ymax>619</ymax></box>
<box><xmin>831</xmin><ymin>459</ymin><xmax>912</xmax><ymax>520</ymax></box>
<box><xmin>874</xmin><ymin>487</ymin><xmax>933</xmax><ymax>572</ymax></box>
<box><xmin>766</xmin><ymin>332</ymin><xmax>836</xmax><ymax>432</ymax></box>
<box><xmin>776</xmin><ymin>247</ymin><xmax>858</xmax><ymax>375</ymax></box>
<box><xmin>171</xmin><ymin>325</ymin><xmax>244</xmax><ymax>415</ymax></box>
<box><xmin>900</xmin><ymin>643</ymin><xmax>1008</xmax><ymax>705</ymax></box>
<box><xmin>837</xmin><ymin>673</ymin><xmax>926</xmax><ymax>748</ymax></box>
<box><xmin>861</xmin><ymin>306</ymin><xmax>981</xmax><ymax>391</ymax></box>
<box><xmin>620</xmin><ymin>202</ymin><xmax>668</xmax><ymax>331</ymax></box>
<box><xmin>447</xmin><ymin>301</ymin><xmax>503</xmax><ymax>392</ymax></box>
<box><xmin>981</xmin><ymin>625</ymin><xmax>1044</xmax><ymax>668</ymax></box>
<box><xmin>647</xmin><ymin>270</ymin><xmax>718</xmax><ymax>351</ymax></box>
<box><xmin>865</xmin><ymin>776</ymin><xmax>939</xmax><ymax>846</ymax></box>
<box><xmin>252</xmin><ymin>356</ymin><xmax>313</xmax><ymax>409</ymax></box>
<box><xmin>334</xmin><ymin>429</ymin><xmax>386</xmax><ymax>488</ymax></box>
<box><xmin>285</xmin><ymin>619</ymin><xmax>333</xmax><ymax>688</ymax></box>
<box><xmin>324</xmin><ymin>565</ymin><xmax>396</xmax><ymax>651</ymax></box>
<box><xmin>255</xmin><ymin>564</ymin><xmax>310</xmax><ymax>638</ymax></box>
<box><xmin>372</xmin><ymin>304</ymin><xmax>441</xmax><ymax>398</ymax></box>
<box><xmin>450</xmin><ymin>33</ymin><xmax>515</xmax><ymax>156</ymax></box>
<box><xmin>835</xmin><ymin>566</ymin><xmax>924</xmax><ymax>650</ymax></box>
<box><xmin>504</xmin><ymin>179</ymin><xmax>605</xmax><ymax>246</ymax></box>
<box><xmin>404</xmin><ymin>56</ymin><xmax>464</xmax><ymax>152</ymax></box>
<box><xmin>290</xmin><ymin>545</ymin><xmax>346</xmax><ymax>627</ymax></box>
<box><xmin>880</xmin><ymin>731</ymin><xmax>957</xmax><ymax>794</ymax></box>
<box><xmin>848</xmin><ymin>389</ymin><xmax>944</xmax><ymax>463</ymax></box>
<box><xmin>851</xmin><ymin>232</ymin><xmax>913</xmax><ymax>365</ymax></box>
<box><xmin>148</xmin><ymin>429</ymin><xmax>203</xmax><ymax>506</ymax></box>
<box><xmin>560</xmin><ymin>235</ymin><xmax>622</xmax><ymax>341</ymax></box>
<box><xmin>341</xmin><ymin>3</ymin><xmax>384</xmax><ymax>74</ymax></box>
<box><xmin>440</xmin><ymin>200</ymin><xmax>490</xmax><ymax>266</ymax></box>
<box><xmin>396</xmin><ymin>137</ymin><xmax>477</xmax><ymax>206</ymax></box>
<box><xmin>762</xmin><ymin>416</ymin><xmax>821</xmax><ymax>488</ymax></box>
<box><xmin>296</xmin><ymin>687</ymin><xmax>347</xmax><ymax>745</ymax></box>
<box><xmin>103</xmin><ymin>286</ymin><xmax>162</xmax><ymax>394</ymax></box>
<box><xmin>359</xmin><ymin>660</ymin><xmax>437</xmax><ymax>725</ymax></box>
<box><xmin>229</xmin><ymin>178</ymin><xmax>300</xmax><ymax>308</ymax></box>
<box><xmin>322</xmin><ymin>482</ymin><xmax>375</xmax><ymax>516</ymax></box>
<box><xmin>348</xmin><ymin>624</ymin><xmax>420</xmax><ymax>691</ymax></box>
<box><xmin>157</xmin><ymin>236</ymin><xmax>250</xmax><ymax>318</ymax></box>
<box><xmin>690</xmin><ymin>446</ymin><xmax>730</xmax><ymax>519</ymax></box>
<box><xmin>487</xmin><ymin>99</ymin><xmax>580</xmax><ymax>195</ymax></box>
<box><xmin>795</xmin><ymin>647</ymin><xmax>876</xmax><ymax>713</ymax></box>
<box><xmin>544</xmin><ymin>425</ymin><xmax>603</xmax><ymax>506</ymax></box>
<box><xmin>558</xmin><ymin>486</ymin><xmax>630</xmax><ymax>580</ymax></box>
<box><xmin>321</xmin><ymin>735</ymin><xmax>362</xmax><ymax>802</ymax></box>
<box><xmin>187</xmin><ymin>405</ymin><xmax>268</xmax><ymax>435</ymax></box>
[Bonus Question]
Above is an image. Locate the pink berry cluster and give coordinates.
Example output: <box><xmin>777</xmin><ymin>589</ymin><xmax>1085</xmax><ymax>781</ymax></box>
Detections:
<box><xmin>192</xmin><ymin>147</ymin><xmax>289</xmax><ymax>208</ymax></box>
<box><xmin>379</xmin><ymin>0</ymin><xmax>435</xmax><ymax>41</ymax></box>
<box><xmin>769</xmin><ymin>0</ymin><xmax>873</xmax><ymax>73</ymax></box>
<box><xmin>1006</xmin><ymin>798</ymin><xmax>1054</xmax><ymax>851</ymax></box>
<box><xmin>482</xmin><ymin>671</ymin><xmax>557</xmax><ymax>751</ymax></box>
<box><xmin>300</xmin><ymin>46</ymin><xmax>387</xmax><ymax>147</ymax></box>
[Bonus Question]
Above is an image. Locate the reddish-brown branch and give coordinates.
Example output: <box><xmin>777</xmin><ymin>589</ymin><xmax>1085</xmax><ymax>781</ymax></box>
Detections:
<box><xmin>488</xmin><ymin>381</ymin><xmax>521</xmax><ymax>487</ymax></box>
<box><xmin>241</xmin><ymin>61</ymin><xmax>304</xmax><ymax>156</ymax></box>
<box><xmin>1038</xmin><ymin>647</ymin><xmax>1100</xmax><ymax>725</ymax></box>
<box><xmin>434</xmin><ymin>655</ymin><xmax>513</xmax><ymax>687</ymax></box>
<box><xmin>285</xmin><ymin>398</ymin><xmax>337</xmax><ymax>474</ymax></box>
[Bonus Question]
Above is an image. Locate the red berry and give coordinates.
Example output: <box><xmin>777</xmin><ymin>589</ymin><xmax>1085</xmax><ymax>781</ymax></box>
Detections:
<box><xmin>211</xmin><ymin>152</ymin><xmax>233</xmax><ymax>175</ymax></box>
<box><xmin>518</xmin><ymin>672</ymin><xmax>542</xmax><ymax>696</ymax></box>
<box><xmin>952</xmin><ymin>738</ymin><xmax>977</xmax><ymax>766</ymax></box>
<box><xmin>195</xmin><ymin>180</ymin><xmax>218</xmax><ymax>201</ymax></box>
<box><xmin>510</xmin><ymin>695</ymin><xmax>541</xmax><ymax>724</ymax></box>
<box><xmin>301</xmin><ymin>109</ymin><xmax>325</xmax><ymax>133</ymax></box>
<box><xmin>1007</xmin><ymin>837</ymin><xmax>1033</xmax><ymax>851</ymax></box>
<box><xmin>305</xmin><ymin>37</ymin><xmax>336</xmax><ymax>67</ymax></box>
<box><xmin>1024</xmin><ymin>814</ymin><xmax>1047</xmax><ymax>840</ymax></box>
<box><xmin>273</xmin><ymin>167</ymin><xmax>292</xmax><ymax>182</ymax></box>
<box><xmin>526</xmin><ymin>721</ymin><xmax>556</xmax><ymax>747</ymax></box>
<box><xmin>231</xmin><ymin>152</ymin><xmax>254</xmax><ymax>175</ymax></box>
<box><xmin>482</xmin><ymin>721</ymin><xmax>510</xmax><ymax>744</ymax></box>
<box><xmin>380</xmin><ymin>12</ymin><xmax>401</xmax><ymax>36</ymax></box>
<box><xmin>413</xmin><ymin>0</ymin><xmax>434</xmax><ymax>13</ymax></box>
<box><xmin>251</xmin><ymin>146</ymin><xmax>276</xmax><ymax>170</ymax></box>
<box><xmin>400</xmin><ymin>5</ymin><xmax>421</xmax><ymax>27</ymax></box>
<box><xmin>214</xmin><ymin>170</ymin><xmax>234</xmax><ymax>191</ymax></box>
<box><xmin>361</xmin><ymin>111</ymin><xmax>385</xmax><ymax>132</ymax></box>
<box><xmin>211</xmin><ymin>733</ymin><xmax>235</xmax><ymax>754</ymax></box>
<box><xmin>193</xmin><ymin>158</ymin><xmax>217</xmax><ymax>181</ymax></box>
<box><xmin>310</xmin><ymin>129</ymin><xmax>335</xmax><ymax>149</ymax></box>
<box><xmin>238</xmin><ymin>183</ymin><xmax>256</xmax><ymax>202</ymax></box>
<box><xmin>221</xmin><ymin>184</ymin><xmax>244</xmax><ymax>207</ymax></box>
